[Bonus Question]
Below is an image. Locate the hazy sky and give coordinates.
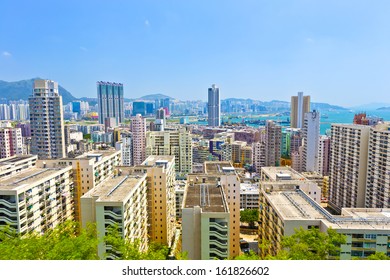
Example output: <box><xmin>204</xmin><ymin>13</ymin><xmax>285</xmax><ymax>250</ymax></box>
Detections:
<box><xmin>1</xmin><ymin>0</ymin><xmax>390</xmax><ymax>106</ymax></box>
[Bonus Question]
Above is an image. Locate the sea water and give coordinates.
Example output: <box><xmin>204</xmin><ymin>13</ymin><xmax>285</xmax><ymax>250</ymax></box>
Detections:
<box><xmin>193</xmin><ymin>109</ymin><xmax>390</xmax><ymax>135</ymax></box>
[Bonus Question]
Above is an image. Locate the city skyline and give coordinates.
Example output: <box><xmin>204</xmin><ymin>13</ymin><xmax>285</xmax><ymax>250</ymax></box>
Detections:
<box><xmin>1</xmin><ymin>1</ymin><xmax>390</xmax><ymax>107</ymax></box>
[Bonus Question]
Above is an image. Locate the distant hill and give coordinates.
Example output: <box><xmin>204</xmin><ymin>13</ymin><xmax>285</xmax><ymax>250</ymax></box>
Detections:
<box><xmin>138</xmin><ymin>94</ymin><xmax>173</xmax><ymax>100</ymax></box>
<box><xmin>311</xmin><ymin>102</ymin><xmax>347</xmax><ymax>111</ymax></box>
<box><xmin>0</xmin><ymin>78</ymin><xmax>76</xmax><ymax>104</ymax></box>
<box><xmin>350</xmin><ymin>102</ymin><xmax>390</xmax><ymax>110</ymax></box>
<box><xmin>377</xmin><ymin>107</ymin><xmax>390</xmax><ymax>111</ymax></box>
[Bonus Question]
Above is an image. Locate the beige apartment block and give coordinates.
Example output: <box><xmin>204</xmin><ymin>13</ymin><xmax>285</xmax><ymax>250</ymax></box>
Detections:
<box><xmin>259</xmin><ymin>183</ymin><xmax>390</xmax><ymax>259</ymax></box>
<box><xmin>0</xmin><ymin>155</ymin><xmax>38</xmax><ymax>179</ymax></box>
<box><xmin>261</xmin><ymin>166</ymin><xmax>322</xmax><ymax>202</ymax></box>
<box><xmin>80</xmin><ymin>168</ymin><xmax>148</xmax><ymax>259</ymax></box>
<box><xmin>182</xmin><ymin>176</ymin><xmax>230</xmax><ymax>259</ymax></box>
<box><xmin>0</xmin><ymin>165</ymin><xmax>74</xmax><ymax>235</ymax></box>
<box><xmin>145</xmin><ymin>128</ymin><xmax>192</xmax><ymax>174</ymax></box>
<box><xmin>36</xmin><ymin>149</ymin><xmax>121</xmax><ymax>222</ymax></box>
<box><xmin>290</xmin><ymin>92</ymin><xmax>310</xmax><ymax>129</ymax></box>
<box><xmin>204</xmin><ymin>161</ymin><xmax>241</xmax><ymax>258</ymax></box>
<box><xmin>132</xmin><ymin>155</ymin><xmax>176</xmax><ymax>247</ymax></box>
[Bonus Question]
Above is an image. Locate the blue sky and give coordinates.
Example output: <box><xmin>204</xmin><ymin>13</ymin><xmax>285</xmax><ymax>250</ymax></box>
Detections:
<box><xmin>1</xmin><ymin>0</ymin><xmax>390</xmax><ymax>106</ymax></box>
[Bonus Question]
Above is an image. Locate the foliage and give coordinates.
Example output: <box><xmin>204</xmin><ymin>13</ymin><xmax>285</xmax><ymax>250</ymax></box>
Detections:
<box><xmin>240</xmin><ymin>209</ymin><xmax>259</xmax><ymax>228</ymax></box>
<box><xmin>83</xmin><ymin>133</ymin><xmax>91</xmax><ymax>140</ymax></box>
<box><xmin>0</xmin><ymin>221</ymin><xmax>99</xmax><ymax>260</ymax></box>
<box><xmin>234</xmin><ymin>251</ymin><xmax>261</xmax><ymax>260</ymax></box>
<box><xmin>104</xmin><ymin>225</ymin><xmax>169</xmax><ymax>260</ymax></box>
<box><xmin>367</xmin><ymin>252</ymin><xmax>390</xmax><ymax>260</ymax></box>
<box><xmin>275</xmin><ymin>227</ymin><xmax>346</xmax><ymax>260</ymax></box>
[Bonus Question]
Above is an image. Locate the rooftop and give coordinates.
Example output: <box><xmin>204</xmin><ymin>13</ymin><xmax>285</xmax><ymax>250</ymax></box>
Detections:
<box><xmin>184</xmin><ymin>182</ymin><xmax>228</xmax><ymax>213</ymax></box>
<box><xmin>74</xmin><ymin>149</ymin><xmax>120</xmax><ymax>160</ymax></box>
<box><xmin>262</xmin><ymin>186</ymin><xmax>390</xmax><ymax>230</ymax></box>
<box><xmin>141</xmin><ymin>155</ymin><xmax>175</xmax><ymax>167</ymax></box>
<box><xmin>261</xmin><ymin>166</ymin><xmax>305</xmax><ymax>181</ymax></box>
<box><xmin>204</xmin><ymin>161</ymin><xmax>234</xmax><ymax>175</ymax></box>
<box><xmin>0</xmin><ymin>155</ymin><xmax>37</xmax><ymax>165</ymax></box>
<box><xmin>0</xmin><ymin>167</ymin><xmax>69</xmax><ymax>191</ymax></box>
<box><xmin>83</xmin><ymin>173</ymin><xmax>147</xmax><ymax>202</ymax></box>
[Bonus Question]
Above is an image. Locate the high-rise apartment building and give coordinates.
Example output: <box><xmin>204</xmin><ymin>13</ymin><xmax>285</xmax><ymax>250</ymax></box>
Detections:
<box><xmin>0</xmin><ymin>163</ymin><xmax>74</xmax><ymax>235</ymax></box>
<box><xmin>265</xmin><ymin>120</ymin><xmax>282</xmax><ymax>166</ymax></box>
<box><xmin>290</xmin><ymin>92</ymin><xmax>310</xmax><ymax>128</ymax></box>
<box><xmin>204</xmin><ymin>162</ymin><xmax>241</xmax><ymax>258</ymax></box>
<box><xmin>317</xmin><ymin>135</ymin><xmax>331</xmax><ymax>176</ymax></box>
<box><xmin>133</xmin><ymin>156</ymin><xmax>176</xmax><ymax>247</ymax></box>
<box><xmin>365</xmin><ymin>123</ymin><xmax>390</xmax><ymax>208</ymax></box>
<box><xmin>182</xmin><ymin>162</ymin><xmax>240</xmax><ymax>259</ymax></box>
<box><xmin>302</xmin><ymin>111</ymin><xmax>320</xmax><ymax>172</ymax></box>
<box><xmin>36</xmin><ymin>149</ymin><xmax>121</xmax><ymax>222</ymax></box>
<box><xmin>329</xmin><ymin>124</ymin><xmax>370</xmax><ymax>213</ymax></box>
<box><xmin>81</xmin><ymin>168</ymin><xmax>148</xmax><ymax>259</ymax></box>
<box><xmin>29</xmin><ymin>79</ymin><xmax>65</xmax><ymax>159</ymax></box>
<box><xmin>145</xmin><ymin>128</ymin><xmax>192</xmax><ymax>174</ymax></box>
<box><xmin>208</xmin><ymin>84</ymin><xmax>220</xmax><ymax>127</ymax></box>
<box><xmin>97</xmin><ymin>81</ymin><xmax>124</xmax><ymax>124</ymax></box>
<box><xmin>0</xmin><ymin>126</ymin><xmax>23</xmax><ymax>158</ymax></box>
<box><xmin>116</xmin><ymin>131</ymin><xmax>133</xmax><ymax>166</ymax></box>
<box><xmin>131</xmin><ymin>114</ymin><xmax>146</xmax><ymax>165</ymax></box>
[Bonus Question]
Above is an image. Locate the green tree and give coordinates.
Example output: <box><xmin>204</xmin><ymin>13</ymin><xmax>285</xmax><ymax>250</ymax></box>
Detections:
<box><xmin>234</xmin><ymin>251</ymin><xmax>261</xmax><ymax>260</ymax></box>
<box><xmin>240</xmin><ymin>209</ymin><xmax>259</xmax><ymax>228</ymax></box>
<box><xmin>0</xmin><ymin>221</ymin><xmax>99</xmax><ymax>260</ymax></box>
<box><xmin>104</xmin><ymin>225</ymin><xmax>169</xmax><ymax>260</ymax></box>
<box><xmin>274</xmin><ymin>227</ymin><xmax>346</xmax><ymax>260</ymax></box>
<box><xmin>367</xmin><ymin>252</ymin><xmax>390</xmax><ymax>260</ymax></box>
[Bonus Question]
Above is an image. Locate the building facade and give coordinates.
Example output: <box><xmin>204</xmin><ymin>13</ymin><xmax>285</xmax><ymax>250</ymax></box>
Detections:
<box><xmin>145</xmin><ymin>128</ymin><xmax>192</xmax><ymax>174</ymax></box>
<box><xmin>329</xmin><ymin>124</ymin><xmax>370</xmax><ymax>213</ymax></box>
<box><xmin>81</xmin><ymin>168</ymin><xmax>148</xmax><ymax>259</ymax></box>
<box><xmin>97</xmin><ymin>81</ymin><xmax>124</xmax><ymax>124</ymax></box>
<box><xmin>29</xmin><ymin>79</ymin><xmax>65</xmax><ymax>159</ymax></box>
<box><xmin>131</xmin><ymin>114</ymin><xmax>146</xmax><ymax>165</ymax></box>
<box><xmin>36</xmin><ymin>150</ymin><xmax>122</xmax><ymax>222</ymax></box>
<box><xmin>302</xmin><ymin>111</ymin><xmax>320</xmax><ymax>172</ymax></box>
<box><xmin>265</xmin><ymin>120</ymin><xmax>282</xmax><ymax>167</ymax></box>
<box><xmin>0</xmin><ymin>127</ymin><xmax>23</xmax><ymax>159</ymax></box>
<box><xmin>290</xmin><ymin>92</ymin><xmax>310</xmax><ymax>129</ymax></box>
<box><xmin>208</xmin><ymin>84</ymin><xmax>220</xmax><ymax>127</ymax></box>
<box><xmin>0</xmin><ymin>164</ymin><xmax>74</xmax><ymax>235</ymax></box>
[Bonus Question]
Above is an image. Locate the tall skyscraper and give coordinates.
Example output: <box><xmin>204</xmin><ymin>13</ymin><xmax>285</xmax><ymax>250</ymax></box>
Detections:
<box><xmin>29</xmin><ymin>79</ymin><xmax>65</xmax><ymax>159</ymax></box>
<box><xmin>302</xmin><ymin>111</ymin><xmax>320</xmax><ymax>172</ymax></box>
<box><xmin>131</xmin><ymin>114</ymin><xmax>146</xmax><ymax>165</ymax></box>
<box><xmin>290</xmin><ymin>92</ymin><xmax>310</xmax><ymax>128</ymax></box>
<box><xmin>329</xmin><ymin>124</ymin><xmax>370</xmax><ymax>213</ymax></box>
<box><xmin>208</xmin><ymin>84</ymin><xmax>220</xmax><ymax>127</ymax></box>
<box><xmin>97</xmin><ymin>81</ymin><xmax>124</xmax><ymax>124</ymax></box>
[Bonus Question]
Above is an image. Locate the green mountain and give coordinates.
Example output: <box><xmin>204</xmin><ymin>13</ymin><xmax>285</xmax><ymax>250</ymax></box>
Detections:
<box><xmin>0</xmin><ymin>78</ymin><xmax>76</xmax><ymax>104</ymax></box>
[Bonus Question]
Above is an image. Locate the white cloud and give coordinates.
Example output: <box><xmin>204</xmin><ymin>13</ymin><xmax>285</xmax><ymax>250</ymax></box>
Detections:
<box><xmin>145</xmin><ymin>20</ymin><xmax>150</xmax><ymax>27</ymax></box>
<box><xmin>80</xmin><ymin>46</ymin><xmax>88</xmax><ymax>52</ymax></box>
<box><xmin>306</xmin><ymin>38</ymin><xmax>314</xmax><ymax>43</ymax></box>
<box><xmin>2</xmin><ymin>51</ymin><xmax>12</xmax><ymax>57</ymax></box>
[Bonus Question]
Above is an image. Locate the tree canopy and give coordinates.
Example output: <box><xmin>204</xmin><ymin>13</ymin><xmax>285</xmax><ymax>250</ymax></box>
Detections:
<box><xmin>0</xmin><ymin>221</ymin><xmax>171</xmax><ymax>260</ymax></box>
<box><xmin>240</xmin><ymin>209</ymin><xmax>259</xmax><ymax>228</ymax></box>
<box><xmin>270</xmin><ymin>227</ymin><xmax>346</xmax><ymax>260</ymax></box>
